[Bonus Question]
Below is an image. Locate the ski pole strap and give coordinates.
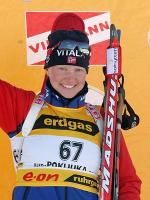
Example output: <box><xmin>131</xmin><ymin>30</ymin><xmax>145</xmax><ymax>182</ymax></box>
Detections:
<box><xmin>117</xmin><ymin>74</ymin><xmax>140</xmax><ymax>130</ymax></box>
<box><xmin>103</xmin><ymin>71</ymin><xmax>140</xmax><ymax>130</ymax></box>
<box><xmin>121</xmin><ymin>99</ymin><xmax>140</xmax><ymax>130</ymax></box>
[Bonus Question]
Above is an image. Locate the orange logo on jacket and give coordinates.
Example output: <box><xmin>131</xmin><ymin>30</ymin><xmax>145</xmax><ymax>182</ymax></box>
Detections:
<box><xmin>23</xmin><ymin>171</ymin><xmax>59</xmax><ymax>182</ymax></box>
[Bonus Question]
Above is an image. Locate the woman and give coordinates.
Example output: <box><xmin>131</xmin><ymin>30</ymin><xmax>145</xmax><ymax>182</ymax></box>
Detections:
<box><xmin>0</xmin><ymin>13</ymin><xmax>141</xmax><ymax>200</ymax></box>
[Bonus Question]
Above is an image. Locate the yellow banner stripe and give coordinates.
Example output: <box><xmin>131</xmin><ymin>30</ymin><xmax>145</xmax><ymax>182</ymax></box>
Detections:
<box><xmin>16</xmin><ymin>168</ymin><xmax>98</xmax><ymax>194</ymax></box>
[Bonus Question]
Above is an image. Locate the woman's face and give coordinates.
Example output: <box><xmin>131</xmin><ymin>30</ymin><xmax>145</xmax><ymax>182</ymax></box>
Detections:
<box><xmin>46</xmin><ymin>65</ymin><xmax>87</xmax><ymax>98</ymax></box>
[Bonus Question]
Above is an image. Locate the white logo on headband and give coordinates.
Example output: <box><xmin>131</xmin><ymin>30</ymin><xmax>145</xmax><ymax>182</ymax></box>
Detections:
<box><xmin>57</xmin><ymin>49</ymin><xmax>83</xmax><ymax>57</ymax></box>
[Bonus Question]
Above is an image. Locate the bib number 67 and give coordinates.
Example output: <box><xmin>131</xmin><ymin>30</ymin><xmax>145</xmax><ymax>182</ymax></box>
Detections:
<box><xmin>59</xmin><ymin>140</ymin><xmax>83</xmax><ymax>161</ymax></box>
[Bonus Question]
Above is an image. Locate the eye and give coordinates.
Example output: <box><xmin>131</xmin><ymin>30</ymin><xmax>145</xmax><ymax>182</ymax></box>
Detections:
<box><xmin>75</xmin><ymin>68</ymin><xmax>85</xmax><ymax>73</ymax></box>
<box><xmin>58</xmin><ymin>66</ymin><xmax>67</xmax><ymax>71</ymax></box>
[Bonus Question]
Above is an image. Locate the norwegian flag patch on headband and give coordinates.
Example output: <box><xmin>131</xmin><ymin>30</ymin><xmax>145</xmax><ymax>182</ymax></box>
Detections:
<box><xmin>67</xmin><ymin>56</ymin><xmax>77</xmax><ymax>64</ymax></box>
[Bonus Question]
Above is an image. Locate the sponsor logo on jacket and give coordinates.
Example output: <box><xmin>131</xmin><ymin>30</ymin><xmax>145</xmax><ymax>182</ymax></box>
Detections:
<box><xmin>33</xmin><ymin>115</ymin><xmax>99</xmax><ymax>136</ymax></box>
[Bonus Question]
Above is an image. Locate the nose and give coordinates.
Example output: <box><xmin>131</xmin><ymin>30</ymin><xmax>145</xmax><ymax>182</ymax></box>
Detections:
<box><xmin>65</xmin><ymin>68</ymin><xmax>76</xmax><ymax>76</ymax></box>
<box><xmin>63</xmin><ymin>68</ymin><xmax>77</xmax><ymax>84</ymax></box>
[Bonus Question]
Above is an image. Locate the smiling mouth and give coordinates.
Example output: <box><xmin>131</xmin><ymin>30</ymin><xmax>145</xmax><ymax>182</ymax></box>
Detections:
<box><xmin>61</xmin><ymin>84</ymin><xmax>76</xmax><ymax>89</ymax></box>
